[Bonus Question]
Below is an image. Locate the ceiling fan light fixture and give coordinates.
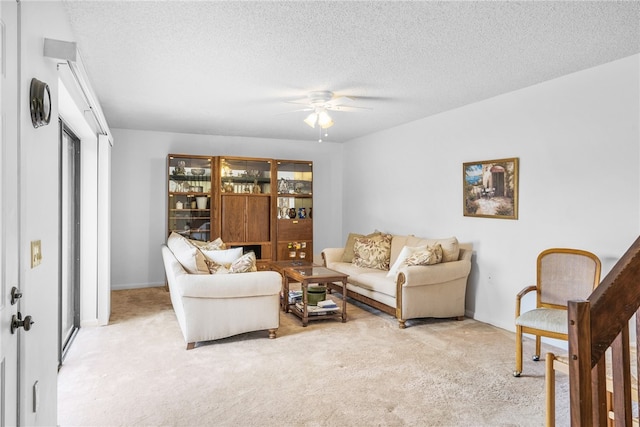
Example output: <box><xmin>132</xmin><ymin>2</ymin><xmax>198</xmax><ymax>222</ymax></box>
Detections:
<box><xmin>317</xmin><ymin>110</ymin><xmax>334</xmax><ymax>129</ymax></box>
<box><xmin>303</xmin><ymin>112</ymin><xmax>317</xmax><ymax>128</ymax></box>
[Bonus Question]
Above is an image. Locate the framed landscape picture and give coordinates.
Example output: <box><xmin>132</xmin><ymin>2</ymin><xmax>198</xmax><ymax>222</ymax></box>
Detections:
<box><xmin>463</xmin><ymin>157</ymin><xmax>519</xmax><ymax>220</ymax></box>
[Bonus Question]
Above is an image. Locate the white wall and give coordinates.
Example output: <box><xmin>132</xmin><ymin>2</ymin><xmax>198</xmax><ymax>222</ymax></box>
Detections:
<box><xmin>109</xmin><ymin>130</ymin><xmax>343</xmax><ymax>289</ymax></box>
<box><xmin>342</xmin><ymin>54</ymin><xmax>640</xmax><ymax>332</ymax></box>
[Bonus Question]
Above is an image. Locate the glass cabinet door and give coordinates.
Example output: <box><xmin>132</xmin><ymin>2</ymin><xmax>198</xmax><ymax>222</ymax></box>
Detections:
<box><xmin>220</xmin><ymin>157</ymin><xmax>272</xmax><ymax>195</ymax></box>
<box><xmin>276</xmin><ymin>161</ymin><xmax>313</xmax><ymax>261</ymax></box>
<box><xmin>167</xmin><ymin>155</ymin><xmax>213</xmax><ymax>241</ymax></box>
<box><xmin>276</xmin><ymin>161</ymin><xmax>312</xmax><ymax>219</ymax></box>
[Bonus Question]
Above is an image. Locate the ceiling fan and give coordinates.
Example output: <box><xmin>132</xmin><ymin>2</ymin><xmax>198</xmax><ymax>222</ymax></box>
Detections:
<box><xmin>285</xmin><ymin>90</ymin><xmax>371</xmax><ymax>142</ymax></box>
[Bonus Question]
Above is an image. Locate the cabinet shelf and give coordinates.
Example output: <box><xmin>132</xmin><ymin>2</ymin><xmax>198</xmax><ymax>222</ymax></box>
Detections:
<box><xmin>170</xmin><ymin>175</ymin><xmax>211</xmax><ymax>182</ymax></box>
<box><xmin>169</xmin><ymin>192</ymin><xmax>210</xmax><ymax>196</ymax></box>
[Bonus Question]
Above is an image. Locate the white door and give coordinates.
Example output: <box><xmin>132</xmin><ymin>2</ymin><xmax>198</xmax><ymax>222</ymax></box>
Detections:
<box><xmin>0</xmin><ymin>1</ymin><xmax>20</xmax><ymax>425</ymax></box>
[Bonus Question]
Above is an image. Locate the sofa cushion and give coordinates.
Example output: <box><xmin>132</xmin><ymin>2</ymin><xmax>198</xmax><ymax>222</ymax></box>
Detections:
<box><xmin>201</xmin><ymin>247</ymin><xmax>243</xmax><ymax>267</ymax></box>
<box><xmin>341</xmin><ymin>231</ymin><xmax>381</xmax><ymax>262</ymax></box>
<box><xmin>167</xmin><ymin>232</ymin><xmax>210</xmax><ymax>274</ymax></box>
<box><xmin>353</xmin><ymin>233</ymin><xmax>392</xmax><ymax>270</ymax></box>
<box><xmin>229</xmin><ymin>251</ymin><xmax>258</xmax><ymax>273</ymax></box>
<box><xmin>405</xmin><ymin>244</ymin><xmax>443</xmax><ymax>266</ymax></box>
<box><xmin>387</xmin><ymin>245</ymin><xmax>427</xmax><ymax>278</ymax></box>
<box><xmin>352</xmin><ymin>271</ymin><xmax>397</xmax><ymax>297</ymax></box>
<box><xmin>406</xmin><ymin>236</ymin><xmax>459</xmax><ymax>262</ymax></box>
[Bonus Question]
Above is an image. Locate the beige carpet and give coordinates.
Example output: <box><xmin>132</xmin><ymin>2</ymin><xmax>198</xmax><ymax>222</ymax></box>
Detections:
<box><xmin>58</xmin><ymin>287</ymin><xmax>569</xmax><ymax>426</ymax></box>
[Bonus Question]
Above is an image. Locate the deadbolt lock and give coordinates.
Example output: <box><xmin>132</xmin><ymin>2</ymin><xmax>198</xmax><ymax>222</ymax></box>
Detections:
<box><xmin>10</xmin><ymin>287</ymin><xmax>22</xmax><ymax>305</ymax></box>
<box><xmin>11</xmin><ymin>312</ymin><xmax>34</xmax><ymax>334</ymax></box>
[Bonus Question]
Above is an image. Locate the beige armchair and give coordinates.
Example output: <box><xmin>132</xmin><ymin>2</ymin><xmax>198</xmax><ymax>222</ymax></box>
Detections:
<box><xmin>161</xmin><ymin>245</ymin><xmax>282</xmax><ymax>349</ymax></box>
<box><xmin>514</xmin><ymin>248</ymin><xmax>601</xmax><ymax>377</ymax></box>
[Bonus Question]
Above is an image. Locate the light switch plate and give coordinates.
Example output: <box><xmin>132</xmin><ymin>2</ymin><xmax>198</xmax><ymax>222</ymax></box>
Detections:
<box><xmin>31</xmin><ymin>240</ymin><xmax>42</xmax><ymax>268</ymax></box>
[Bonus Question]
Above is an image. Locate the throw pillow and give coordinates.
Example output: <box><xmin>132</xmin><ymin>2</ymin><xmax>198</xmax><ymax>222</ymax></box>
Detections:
<box><xmin>386</xmin><ymin>245</ymin><xmax>427</xmax><ymax>278</ymax></box>
<box><xmin>192</xmin><ymin>237</ymin><xmax>227</xmax><ymax>251</ymax></box>
<box><xmin>341</xmin><ymin>231</ymin><xmax>381</xmax><ymax>262</ymax></box>
<box><xmin>201</xmin><ymin>247</ymin><xmax>243</xmax><ymax>267</ymax></box>
<box><xmin>405</xmin><ymin>244</ymin><xmax>444</xmax><ymax>266</ymax></box>
<box><xmin>352</xmin><ymin>233</ymin><xmax>392</xmax><ymax>270</ymax></box>
<box><xmin>229</xmin><ymin>251</ymin><xmax>258</xmax><ymax>273</ymax></box>
<box><xmin>205</xmin><ymin>260</ymin><xmax>229</xmax><ymax>274</ymax></box>
<box><xmin>166</xmin><ymin>232</ymin><xmax>210</xmax><ymax>274</ymax></box>
<box><xmin>427</xmin><ymin>237</ymin><xmax>459</xmax><ymax>262</ymax></box>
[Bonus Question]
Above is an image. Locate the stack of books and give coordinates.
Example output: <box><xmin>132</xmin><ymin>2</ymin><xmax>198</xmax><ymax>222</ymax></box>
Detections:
<box><xmin>317</xmin><ymin>300</ymin><xmax>338</xmax><ymax>310</ymax></box>
<box><xmin>288</xmin><ymin>290</ymin><xmax>303</xmax><ymax>304</ymax></box>
<box><xmin>295</xmin><ymin>299</ymin><xmax>339</xmax><ymax>316</ymax></box>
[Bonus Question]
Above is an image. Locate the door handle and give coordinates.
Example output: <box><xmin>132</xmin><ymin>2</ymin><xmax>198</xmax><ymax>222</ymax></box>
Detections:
<box><xmin>10</xmin><ymin>287</ymin><xmax>22</xmax><ymax>305</ymax></box>
<box><xmin>10</xmin><ymin>312</ymin><xmax>34</xmax><ymax>334</ymax></box>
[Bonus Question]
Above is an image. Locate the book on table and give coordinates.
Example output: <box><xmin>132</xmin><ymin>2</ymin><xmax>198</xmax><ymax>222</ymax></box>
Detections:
<box><xmin>288</xmin><ymin>290</ymin><xmax>302</xmax><ymax>304</ymax></box>
<box><xmin>295</xmin><ymin>302</ymin><xmax>339</xmax><ymax>315</ymax></box>
<box><xmin>317</xmin><ymin>300</ymin><xmax>338</xmax><ymax>309</ymax></box>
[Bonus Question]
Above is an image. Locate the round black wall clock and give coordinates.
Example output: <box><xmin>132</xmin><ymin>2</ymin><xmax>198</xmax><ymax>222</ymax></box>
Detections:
<box><xmin>30</xmin><ymin>78</ymin><xmax>51</xmax><ymax>128</ymax></box>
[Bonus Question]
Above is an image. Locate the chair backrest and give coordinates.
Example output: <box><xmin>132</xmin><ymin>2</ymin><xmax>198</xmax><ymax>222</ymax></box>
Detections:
<box><xmin>537</xmin><ymin>248</ymin><xmax>601</xmax><ymax>309</ymax></box>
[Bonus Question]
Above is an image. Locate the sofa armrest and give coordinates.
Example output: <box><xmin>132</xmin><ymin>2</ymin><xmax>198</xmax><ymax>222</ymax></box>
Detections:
<box><xmin>398</xmin><ymin>259</ymin><xmax>471</xmax><ymax>287</ymax></box>
<box><xmin>174</xmin><ymin>270</ymin><xmax>282</xmax><ymax>299</ymax></box>
<box><xmin>322</xmin><ymin>248</ymin><xmax>345</xmax><ymax>266</ymax></box>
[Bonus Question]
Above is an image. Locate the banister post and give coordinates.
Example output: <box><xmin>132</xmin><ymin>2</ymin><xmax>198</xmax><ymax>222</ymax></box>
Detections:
<box><xmin>568</xmin><ymin>299</ymin><xmax>593</xmax><ymax>426</ymax></box>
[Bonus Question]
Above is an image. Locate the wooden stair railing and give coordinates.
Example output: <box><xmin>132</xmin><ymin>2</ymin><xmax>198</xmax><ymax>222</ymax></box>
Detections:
<box><xmin>568</xmin><ymin>236</ymin><xmax>640</xmax><ymax>426</ymax></box>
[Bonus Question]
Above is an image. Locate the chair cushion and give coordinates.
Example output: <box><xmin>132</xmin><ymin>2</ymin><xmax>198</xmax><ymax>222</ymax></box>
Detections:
<box><xmin>516</xmin><ymin>308</ymin><xmax>568</xmax><ymax>334</ymax></box>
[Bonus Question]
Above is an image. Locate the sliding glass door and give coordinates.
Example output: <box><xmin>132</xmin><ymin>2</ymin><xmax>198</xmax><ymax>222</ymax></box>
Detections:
<box><xmin>59</xmin><ymin>119</ymin><xmax>81</xmax><ymax>365</ymax></box>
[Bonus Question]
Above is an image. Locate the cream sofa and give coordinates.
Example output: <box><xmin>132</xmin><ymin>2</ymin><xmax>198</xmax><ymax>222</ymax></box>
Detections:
<box><xmin>322</xmin><ymin>234</ymin><xmax>472</xmax><ymax>328</ymax></box>
<box><xmin>161</xmin><ymin>244</ymin><xmax>282</xmax><ymax>349</ymax></box>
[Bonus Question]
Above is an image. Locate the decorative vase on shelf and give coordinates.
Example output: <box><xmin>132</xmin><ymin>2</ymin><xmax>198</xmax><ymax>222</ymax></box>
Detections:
<box><xmin>196</xmin><ymin>196</ymin><xmax>208</xmax><ymax>210</ymax></box>
<box><xmin>298</xmin><ymin>207</ymin><xmax>306</xmax><ymax>219</ymax></box>
<box><xmin>288</xmin><ymin>208</ymin><xmax>296</xmax><ymax>219</ymax></box>
<box><xmin>309</xmin><ymin>207</ymin><xmax>312</xmax><ymax>218</ymax></box>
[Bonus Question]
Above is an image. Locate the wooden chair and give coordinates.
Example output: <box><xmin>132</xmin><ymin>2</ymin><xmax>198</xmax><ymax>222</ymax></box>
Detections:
<box><xmin>514</xmin><ymin>248</ymin><xmax>601</xmax><ymax>377</ymax></box>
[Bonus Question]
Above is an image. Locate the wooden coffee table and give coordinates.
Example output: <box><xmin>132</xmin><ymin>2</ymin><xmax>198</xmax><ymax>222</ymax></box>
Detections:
<box><xmin>282</xmin><ymin>266</ymin><xmax>348</xmax><ymax>327</ymax></box>
<box><xmin>270</xmin><ymin>260</ymin><xmax>318</xmax><ymax>311</ymax></box>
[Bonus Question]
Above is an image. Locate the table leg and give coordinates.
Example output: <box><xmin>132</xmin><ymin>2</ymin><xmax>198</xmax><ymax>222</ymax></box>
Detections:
<box><xmin>341</xmin><ymin>278</ymin><xmax>347</xmax><ymax>322</ymax></box>
<box><xmin>302</xmin><ymin>281</ymin><xmax>309</xmax><ymax>327</ymax></box>
<box><xmin>283</xmin><ymin>275</ymin><xmax>290</xmax><ymax>313</ymax></box>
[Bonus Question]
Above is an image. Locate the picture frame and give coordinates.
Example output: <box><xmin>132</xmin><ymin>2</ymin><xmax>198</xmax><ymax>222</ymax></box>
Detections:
<box><xmin>463</xmin><ymin>157</ymin><xmax>519</xmax><ymax>220</ymax></box>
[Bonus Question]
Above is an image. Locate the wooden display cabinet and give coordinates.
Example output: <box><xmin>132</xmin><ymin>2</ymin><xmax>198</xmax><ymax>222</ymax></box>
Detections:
<box><xmin>276</xmin><ymin>160</ymin><xmax>313</xmax><ymax>261</ymax></box>
<box><xmin>167</xmin><ymin>155</ymin><xmax>312</xmax><ymax>269</ymax></box>
<box><xmin>167</xmin><ymin>154</ymin><xmax>213</xmax><ymax>241</ymax></box>
<box><xmin>218</xmin><ymin>157</ymin><xmax>274</xmax><ymax>268</ymax></box>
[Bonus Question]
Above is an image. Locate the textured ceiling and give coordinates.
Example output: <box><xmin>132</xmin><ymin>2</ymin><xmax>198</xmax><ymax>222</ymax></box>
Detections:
<box><xmin>62</xmin><ymin>1</ymin><xmax>640</xmax><ymax>143</ymax></box>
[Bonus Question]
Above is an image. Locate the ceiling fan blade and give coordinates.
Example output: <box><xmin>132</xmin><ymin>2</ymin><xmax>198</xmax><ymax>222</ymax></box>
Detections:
<box><xmin>326</xmin><ymin>96</ymin><xmax>353</xmax><ymax>107</ymax></box>
<box><xmin>326</xmin><ymin>105</ymin><xmax>372</xmax><ymax>112</ymax></box>
<box><xmin>277</xmin><ymin>108</ymin><xmax>314</xmax><ymax>115</ymax></box>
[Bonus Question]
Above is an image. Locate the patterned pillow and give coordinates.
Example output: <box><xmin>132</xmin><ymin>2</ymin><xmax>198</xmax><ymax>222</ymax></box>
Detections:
<box><xmin>205</xmin><ymin>260</ymin><xmax>229</xmax><ymax>274</ymax></box>
<box><xmin>404</xmin><ymin>244</ymin><xmax>443</xmax><ymax>266</ymax></box>
<box><xmin>230</xmin><ymin>251</ymin><xmax>258</xmax><ymax>273</ymax></box>
<box><xmin>192</xmin><ymin>237</ymin><xmax>227</xmax><ymax>251</ymax></box>
<box><xmin>341</xmin><ymin>231</ymin><xmax>381</xmax><ymax>262</ymax></box>
<box><xmin>353</xmin><ymin>234</ymin><xmax>392</xmax><ymax>270</ymax></box>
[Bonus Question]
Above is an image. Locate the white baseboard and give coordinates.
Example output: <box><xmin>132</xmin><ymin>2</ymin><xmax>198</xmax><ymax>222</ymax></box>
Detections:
<box><xmin>111</xmin><ymin>282</ymin><xmax>165</xmax><ymax>291</ymax></box>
